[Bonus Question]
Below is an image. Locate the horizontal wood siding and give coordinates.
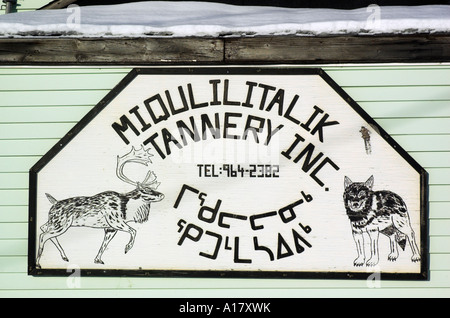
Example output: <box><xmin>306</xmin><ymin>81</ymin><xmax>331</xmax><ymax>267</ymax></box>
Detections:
<box><xmin>1</xmin><ymin>0</ymin><xmax>49</xmax><ymax>14</ymax></box>
<box><xmin>1</xmin><ymin>36</ymin><xmax>449</xmax><ymax>65</ymax></box>
<box><xmin>0</xmin><ymin>65</ymin><xmax>449</xmax><ymax>297</ymax></box>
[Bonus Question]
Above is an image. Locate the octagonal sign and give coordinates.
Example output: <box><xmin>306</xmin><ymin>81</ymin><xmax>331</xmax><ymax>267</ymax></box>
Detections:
<box><xmin>28</xmin><ymin>68</ymin><xmax>428</xmax><ymax>279</ymax></box>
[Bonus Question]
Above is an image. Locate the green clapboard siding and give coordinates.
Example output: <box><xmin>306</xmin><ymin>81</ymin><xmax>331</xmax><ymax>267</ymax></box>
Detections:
<box><xmin>1</xmin><ymin>0</ymin><xmax>49</xmax><ymax>14</ymax></box>
<box><xmin>0</xmin><ymin>65</ymin><xmax>449</xmax><ymax>297</ymax></box>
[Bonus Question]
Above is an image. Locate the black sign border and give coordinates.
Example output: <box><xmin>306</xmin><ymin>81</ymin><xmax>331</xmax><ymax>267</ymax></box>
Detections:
<box><xmin>28</xmin><ymin>67</ymin><xmax>429</xmax><ymax>280</ymax></box>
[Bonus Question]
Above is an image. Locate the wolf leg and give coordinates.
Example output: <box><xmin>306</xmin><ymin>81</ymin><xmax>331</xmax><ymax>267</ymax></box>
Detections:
<box><xmin>366</xmin><ymin>228</ymin><xmax>380</xmax><ymax>266</ymax></box>
<box><xmin>405</xmin><ymin>230</ymin><xmax>421</xmax><ymax>262</ymax></box>
<box><xmin>352</xmin><ymin>228</ymin><xmax>365</xmax><ymax>266</ymax></box>
<box><xmin>387</xmin><ymin>234</ymin><xmax>399</xmax><ymax>261</ymax></box>
<box><xmin>393</xmin><ymin>214</ymin><xmax>421</xmax><ymax>262</ymax></box>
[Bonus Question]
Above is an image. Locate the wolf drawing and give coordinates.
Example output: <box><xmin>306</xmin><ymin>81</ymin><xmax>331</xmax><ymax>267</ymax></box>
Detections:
<box><xmin>343</xmin><ymin>175</ymin><xmax>421</xmax><ymax>267</ymax></box>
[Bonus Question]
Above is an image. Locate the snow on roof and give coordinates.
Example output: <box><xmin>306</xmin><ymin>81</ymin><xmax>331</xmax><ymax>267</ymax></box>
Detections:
<box><xmin>0</xmin><ymin>1</ymin><xmax>449</xmax><ymax>37</ymax></box>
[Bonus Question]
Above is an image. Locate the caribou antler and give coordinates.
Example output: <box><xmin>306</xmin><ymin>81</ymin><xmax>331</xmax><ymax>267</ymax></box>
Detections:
<box><xmin>116</xmin><ymin>145</ymin><xmax>160</xmax><ymax>189</ymax></box>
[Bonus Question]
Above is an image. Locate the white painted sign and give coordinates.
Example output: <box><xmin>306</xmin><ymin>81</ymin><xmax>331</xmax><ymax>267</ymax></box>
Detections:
<box><xmin>29</xmin><ymin>68</ymin><xmax>428</xmax><ymax>279</ymax></box>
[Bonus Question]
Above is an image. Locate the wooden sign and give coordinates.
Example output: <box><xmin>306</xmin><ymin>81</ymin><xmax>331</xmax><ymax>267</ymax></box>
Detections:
<box><xmin>28</xmin><ymin>67</ymin><xmax>428</xmax><ymax>279</ymax></box>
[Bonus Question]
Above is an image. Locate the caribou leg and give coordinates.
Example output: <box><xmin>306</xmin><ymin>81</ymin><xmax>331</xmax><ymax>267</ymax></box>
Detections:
<box><xmin>94</xmin><ymin>228</ymin><xmax>118</xmax><ymax>264</ymax></box>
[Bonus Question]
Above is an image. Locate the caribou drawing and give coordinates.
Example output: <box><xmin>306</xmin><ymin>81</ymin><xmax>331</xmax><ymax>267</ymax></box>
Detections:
<box><xmin>35</xmin><ymin>146</ymin><xmax>164</xmax><ymax>268</ymax></box>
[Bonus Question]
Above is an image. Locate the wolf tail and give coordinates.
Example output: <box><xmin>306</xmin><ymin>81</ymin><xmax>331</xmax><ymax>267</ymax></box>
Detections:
<box><xmin>396</xmin><ymin>232</ymin><xmax>407</xmax><ymax>251</ymax></box>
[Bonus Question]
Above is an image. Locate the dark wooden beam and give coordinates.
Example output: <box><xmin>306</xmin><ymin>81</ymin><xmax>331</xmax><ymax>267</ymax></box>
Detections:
<box><xmin>0</xmin><ymin>38</ymin><xmax>224</xmax><ymax>65</ymax></box>
<box><xmin>224</xmin><ymin>34</ymin><xmax>450</xmax><ymax>64</ymax></box>
<box><xmin>0</xmin><ymin>35</ymin><xmax>449</xmax><ymax>65</ymax></box>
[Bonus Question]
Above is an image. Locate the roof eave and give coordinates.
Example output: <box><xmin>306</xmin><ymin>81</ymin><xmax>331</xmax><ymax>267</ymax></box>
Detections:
<box><xmin>39</xmin><ymin>0</ymin><xmax>78</xmax><ymax>10</ymax></box>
